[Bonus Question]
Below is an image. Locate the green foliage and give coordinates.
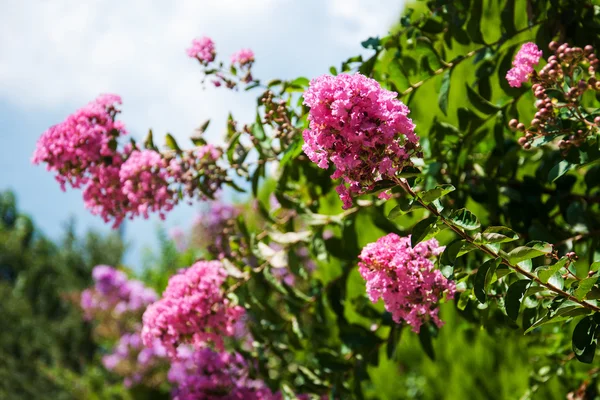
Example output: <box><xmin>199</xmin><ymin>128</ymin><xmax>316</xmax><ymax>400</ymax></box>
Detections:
<box><xmin>208</xmin><ymin>0</ymin><xmax>600</xmax><ymax>397</ymax></box>
<box><xmin>0</xmin><ymin>190</ymin><xmax>127</xmax><ymax>398</ymax></box>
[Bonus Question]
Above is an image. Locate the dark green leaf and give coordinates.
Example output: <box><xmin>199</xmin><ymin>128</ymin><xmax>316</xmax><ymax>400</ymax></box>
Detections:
<box><xmin>411</xmin><ymin>217</ymin><xmax>438</xmax><ymax>247</ymax></box>
<box><xmin>575</xmin><ymin>277</ymin><xmax>597</xmax><ymax>301</ymax></box>
<box><xmin>537</xmin><ymin>258</ymin><xmax>567</xmax><ymax>284</ymax></box>
<box><xmin>448</xmin><ymin>208</ymin><xmax>480</xmax><ymax>231</ymax></box>
<box><xmin>418</xmin><ymin>324</ymin><xmax>436</xmax><ymax>361</ymax></box>
<box><xmin>507</xmin><ymin>241</ymin><xmax>553</xmax><ymax>265</ymax></box>
<box><xmin>466</xmin><ymin>84</ymin><xmax>500</xmax><ymax>115</ymax></box>
<box><xmin>505</xmin><ymin>279</ymin><xmax>530</xmax><ymax>320</ymax></box>
<box><xmin>438</xmin><ymin>69</ymin><xmax>452</xmax><ymax>115</ymax></box>
<box><xmin>466</xmin><ymin>0</ymin><xmax>485</xmax><ymax>44</ymax></box>
<box><xmin>479</xmin><ymin>226</ymin><xmax>519</xmax><ymax>244</ymax></box>
<box><xmin>388</xmin><ymin>197</ymin><xmax>416</xmax><ymax>219</ymax></box>
<box><xmin>440</xmin><ymin>239</ymin><xmax>464</xmax><ymax>266</ymax></box>
<box><xmin>501</xmin><ymin>0</ymin><xmax>517</xmax><ymax>36</ymax></box>
<box><xmin>572</xmin><ymin>317</ymin><xmax>597</xmax><ymax>363</ymax></box>
<box><xmin>418</xmin><ymin>184</ymin><xmax>455</xmax><ymax>204</ymax></box>
<box><xmin>474</xmin><ymin>258</ymin><xmax>501</xmax><ymax>303</ymax></box>
<box><xmin>548</xmin><ymin>160</ymin><xmax>575</xmax><ymax>182</ymax></box>
<box><xmin>361</xmin><ymin>37</ymin><xmax>381</xmax><ymax>50</ymax></box>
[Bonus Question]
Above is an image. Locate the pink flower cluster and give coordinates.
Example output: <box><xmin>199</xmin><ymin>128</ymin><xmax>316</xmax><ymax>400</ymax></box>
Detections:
<box><xmin>358</xmin><ymin>234</ymin><xmax>455</xmax><ymax>333</ymax></box>
<box><xmin>302</xmin><ymin>73</ymin><xmax>418</xmax><ymax>209</ymax></box>
<box><xmin>506</xmin><ymin>42</ymin><xmax>543</xmax><ymax>88</ymax></box>
<box><xmin>120</xmin><ymin>149</ymin><xmax>177</xmax><ymax>220</ymax></box>
<box><xmin>102</xmin><ymin>330</ymin><xmax>168</xmax><ymax>387</ymax></box>
<box><xmin>187</xmin><ymin>37</ymin><xmax>216</xmax><ymax>64</ymax></box>
<box><xmin>231</xmin><ymin>49</ymin><xmax>255</xmax><ymax>66</ymax></box>
<box><xmin>80</xmin><ymin>265</ymin><xmax>158</xmax><ymax>319</ymax></box>
<box><xmin>168</xmin><ymin>347</ymin><xmax>280</xmax><ymax>400</ymax></box>
<box><xmin>141</xmin><ymin>260</ymin><xmax>244</xmax><ymax>357</ymax></box>
<box><xmin>33</xmin><ymin>95</ymin><xmax>228</xmax><ymax>227</ymax></box>
<box><xmin>32</xmin><ymin>94</ymin><xmax>126</xmax><ymax>190</ymax></box>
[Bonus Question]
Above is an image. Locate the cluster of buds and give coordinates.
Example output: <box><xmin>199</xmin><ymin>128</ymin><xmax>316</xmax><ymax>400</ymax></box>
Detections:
<box><xmin>260</xmin><ymin>90</ymin><xmax>298</xmax><ymax>145</ymax></box>
<box><xmin>187</xmin><ymin>37</ymin><xmax>257</xmax><ymax>89</ymax></box>
<box><xmin>509</xmin><ymin>42</ymin><xmax>600</xmax><ymax>152</ymax></box>
<box><xmin>166</xmin><ymin>144</ymin><xmax>227</xmax><ymax>202</ymax></box>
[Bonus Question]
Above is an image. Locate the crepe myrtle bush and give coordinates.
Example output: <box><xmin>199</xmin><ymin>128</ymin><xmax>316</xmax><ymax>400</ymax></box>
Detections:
<box><xmin>34</xmin><ymin>0</ymin><xmax>600</xmax><ymax>398</ymax></box>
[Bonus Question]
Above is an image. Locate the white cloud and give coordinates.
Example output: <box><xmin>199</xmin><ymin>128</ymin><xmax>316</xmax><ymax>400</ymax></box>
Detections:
<box><xmin>327</xmin><ymin>0</ymin><xmax>405</xmax><ymax>46</ymax></box>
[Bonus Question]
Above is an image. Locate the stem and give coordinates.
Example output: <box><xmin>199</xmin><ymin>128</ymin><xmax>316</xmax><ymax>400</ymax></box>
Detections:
<box><xmin>395</xmin><ymin>178</ymin><xmax>600</xmax><ymax>312</ymax></box>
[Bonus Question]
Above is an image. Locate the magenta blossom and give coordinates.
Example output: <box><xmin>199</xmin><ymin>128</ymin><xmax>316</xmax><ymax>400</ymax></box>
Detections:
<box><xmin>141</xmin><ymin>260</ymin><xmax>244</xmax><ymax>357</ymax></box>
<box><xmin>32</xmin><ymin>94</ymin><xmax>126</xmax><ymax>190</ymax></box>
<box><xmin>358</xmin><ymin>234</ymin><xmax>455</xmax><ymax>333</ymax></box>
<box><xmin>506</xmin><ymin>42</ymin><xmax>543</xmax><ymax>87</ymax></box>
<box><xmin>187</xmin><ymin>36</ymin><xmax>216</xmax><ymax>63</ymax></box>
<box><xmin>80</xmin><ymin>265</ymin><xmax>157</xmax><ymax>320</ymax></box>
<box><xmin>102</xmin><ymin>330</ymin><xmax>167</xmax><ymax>387</ymax></box>
<box><xmin>302</xmin><ymin>73</ymin><xmax>418</xmax><ymax>209</ymax></box>
<box><xmin>168</xmin><ymin>348</ymin><xmax>280</xmax><ymax>400</ymax></box>
<box><xmin>120</xmin><ymin>150</ymin><xmax>178</xmax><ymax>220</ymax></box>
<box><xmin>231</xmin><ymin>48</ymin><xmax>254</xmax><ymax>66</ymax></box>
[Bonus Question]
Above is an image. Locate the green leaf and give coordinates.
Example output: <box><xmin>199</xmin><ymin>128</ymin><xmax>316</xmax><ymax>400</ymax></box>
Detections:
<box><xmin>507</xmin><ymin>241</ymin><xmax>553</xmax><ymax>265</ymax></box>
<box><xmin>575</xmin><ymin>277</ymin><xmax>597</xmax><ymax>300</ymax></box>
<box><xmin>440</xmin><ymin>239</ymin><xmax>464</xmax><ymax>266</ymax></box>
<box><xmin>252</xmin><ymin>113</ymin><xmax>267</xmax><ymax>141</ymax></box>
<box><xmin>479</xmin><ymin>226</ymin><xmax>519</xmax><ymax>244</ymax></box>
<box><xmin>466</xmin><ymin>0</ymin><xmax>484</xmax><ymax>44</ymax></box>
<box><xmin>438</xmin><ymin>69</ymin><xmax>452</xmax><ymax>115</ymax></box>
<box><xmin>474</xmin><ymin>258</ymin><xmax>501</xmax><ymax>303</ymax></box>
<box><xmin>448</xmin><ymin>208</ymin><xmax>480</xmax><ymax>231</ymax></box>
<box><xmin>290</xmin><ymin>77</ymin><xmax>310</xmax><ymax>88</ymax></box>
<box><xmin>411</xmin><ymin>217</ymin><xmax>438</xmax><ymax>248</ymax></box>
<box><xmin>397</xmin><ymin>166</ymin><xmax>422</xmax><ymax>178</ymax></box>
<box><xmin>501</xmin><ymin>0</ymin><xmax>517</xmax><ymax>36</ymax></box>
<box><xmin>361</xmin><ymin>37</ymin><xmax>381</xmax><ymax>50</ymax></box>
<box><xmin>537</xmin><ymin>258</ymin><xmax>568</xmax><ymax>284</ymax></box>
<box><xmin>418</xmin><ymin>184</ymin><xmax>455</xmax><ymax>204</ymax></box>
<box><xmin>195</xmin><ymin>119</ymin><xmax>210</xmax><ymax>135</ymax></box>
<box><xmin>144</xmin><ymin>129</ymin><xmax>156</xmax><ymax>149</ymax></box>
<box><xmin>505</xmin><ymin>279</ymin><xmax>530</xmax><ymax>320</ymax></box>
<box><xmin>418</xmin><ymin>324</ymin><xmax>436</xmax><ymax>361</ymax></box>
<box><xmin>226</xmin><ymin>131</ymin><xmax>242</xmax><ymax>164</ymax></box>
<box><xmin>572</xmin><ymin>316</ymin><xmax>597</xmax><ymax>363</ymax></box>
<box><xmin>466</xmin><ymin>84</ymin><xmax>500</xmax><ymax>115</ymax></box>
<box><xmin>548</xmin><ymin>160</ymin><xmax>575</xmax><ymax>182</ymax></box>
<box><xmin>165</xmin><ymin>133</ymin><xmax>181</xmax><ymax>152</ymax></box>
<box><xmin>251</xmin><ymin>164</ymin><xmax>265</xmax><ymax>197</ymax></box>
<box><xmin>591</xmin><ymin>262</ymin><xmax>600</xmax><ymax>273</ymax></box>
<box><xmin>524</xmin><ymin>304</ymin><xmax>591</xmax><ymax>334</ymax></box>
<box><xmin>280</xmin><ymin>137</ymin><xmax>303</xmax><ymax>167</ymax></box>
<box><xmin>388</xmin><ymin>198</ymin><xmax>416</xmax><ymax>219</ymax></box>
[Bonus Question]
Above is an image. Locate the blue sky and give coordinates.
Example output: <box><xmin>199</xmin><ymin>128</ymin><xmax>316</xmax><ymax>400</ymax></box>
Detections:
<box><xmin>0</xmin><ymin>0</ymin><xmax>405</xmax><ymax>268</ymax></box>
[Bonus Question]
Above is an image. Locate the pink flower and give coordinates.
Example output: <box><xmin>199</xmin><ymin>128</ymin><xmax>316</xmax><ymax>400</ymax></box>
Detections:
<box><xmin>32</xmin><ymin>94</ymin><xmax>126</xmax><ymax>190</ymax></box>
<box><xmin>506</xmin><ymin>42</ymin><xmax>543</xmax><ymax>87</ymax></box>
<box><xmin>231</xmin><ymin>48</ymin><xmax>254</xmax><ymax>66</ymax></box>
<box><xmin>302</xmin><ymin>73</ymin><xmax>418</xmax><ymax>209</ymax></box>
<box><xmin>187</xmin><ymin>36</ymin><xmax>216</xmax><ymax>63</ymax></box>
<box><xmin>168</xmin><ymin>348</ymin><xmax>280</xmax><ymax>400</ymax></box>
<box><xmin>141</xmin><ymin>260</ymin><xmax>244</xmax><ymax>357</ymax></box>
<box><xmin>80</xmin><ymin>265</ymin><xmax>157</xmax><ymax>321</ymax></box>
<box><xmin>358</xmin><ymin>233</ymin><xmax>455</xmax><ymax>333</ymax></box>
<box><xmin>119</xmin><ymin>150</ymin><xmax>178</xmax><ymax>220</ymax></box>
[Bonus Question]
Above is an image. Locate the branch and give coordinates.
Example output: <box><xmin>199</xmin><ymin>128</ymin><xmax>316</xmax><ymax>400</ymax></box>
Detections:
<box><xmin>395</xmin><ymin>178</ymin><xmax>600</xmax><ymax>313</ymax></box>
